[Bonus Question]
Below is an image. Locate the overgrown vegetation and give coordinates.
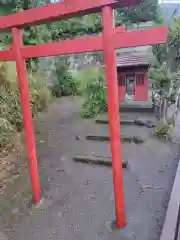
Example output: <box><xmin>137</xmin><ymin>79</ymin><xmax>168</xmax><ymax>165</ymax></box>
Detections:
<box><xmin>155</xmin><ymin>120</ymin><xmax>174</xmax><ymax>140</ymax></box>
<box><xmin>0</xmin><ymin>62</ymin><xmax>52</xmax><ymax>150</ymax></box>
<box><xmin>117</xmin><ymin>0</ymin><xmax>159</xmax><ymax>24</ymax></box>
<box><xmin>0</xmin><ymin>0</ymin><xmax>161</xmax><ymax>146</ymax></box>
<box><xmin>52</xmin><ymin>63</ymin><xmax>78</xmax><ymax>97</ymax></box>
<box><xmin>73</xmin><ymin>67</ymin><xmax>107</xmax><ymax>118</ymax></box>
<box><xmin>150</xmin><ymin>16</ymin><xmax>180</xmax><ymax>139</ymax></box>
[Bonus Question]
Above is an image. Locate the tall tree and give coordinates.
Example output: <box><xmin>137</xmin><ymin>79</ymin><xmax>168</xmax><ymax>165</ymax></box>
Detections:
<box><xmin>117</xmin><ymin>0</ymin><xmax>158</xmax><ymax>24</ymax></box>
<box><xmin>149</xmin><ymin>17</ymin><xmax>180</xmax><ymax>128</ymax></box>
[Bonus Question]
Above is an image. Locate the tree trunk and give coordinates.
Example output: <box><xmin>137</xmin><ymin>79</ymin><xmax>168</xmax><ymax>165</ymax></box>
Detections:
<box><xmin>23</xmin><ymin>0</ymin><xmax>29</xmax><ymax>10</ymax></box>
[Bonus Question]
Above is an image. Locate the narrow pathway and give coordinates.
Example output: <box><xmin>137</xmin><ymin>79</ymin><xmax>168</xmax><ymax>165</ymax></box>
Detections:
<box><xmin>0</xmin><ymin>97</ymin><xmax>179</xmax><ymax>240</ymax></box>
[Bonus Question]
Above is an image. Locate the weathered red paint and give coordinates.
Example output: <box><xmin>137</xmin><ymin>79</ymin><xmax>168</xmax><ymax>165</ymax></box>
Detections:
<box><xmin>134</xmin><ymin>71</ymin><xmax>148</xmax><ymax>101</ymax></box>
<box><xmin>102</xmin><ymin>6</ymin><xmax>126</xmax><ymax>228</ymax></box>
<box><xmin>0</xmin><ymin>49</ymin><xmax>14</xmax><ymax>61</ymax></box>
<box><xmin>114</xmin><ymin>26</ymin><xmax>168</xmax><ymax>49</ymax></box>
<box><xmin>12</xmin><ymin>28</ymin><xmax>40</xmax><ymax>203</ymax></box>
<box><xmin>21</xmin><ymin>36</ymin><xmax>102</xmax><ymax>59</ymax></box>
<box><xmin>0</xmin><ymin>0</ymin><xmax>143</xmax><ymax>30</ymax></box>
<box><xmin>115</xmin><ymin>26</ymin><xmax>126</xmax><ymax>33</ymax></box>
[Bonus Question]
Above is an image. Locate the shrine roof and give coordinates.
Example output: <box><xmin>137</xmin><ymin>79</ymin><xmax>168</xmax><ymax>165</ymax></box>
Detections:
<box><xmin>116</xmin><ymin>52</ymin><xmax>154</xmax><ymax>67</ymax></box>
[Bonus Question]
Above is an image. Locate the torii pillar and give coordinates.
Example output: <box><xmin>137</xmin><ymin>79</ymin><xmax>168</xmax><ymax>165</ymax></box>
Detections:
<box><xmin>102</xmin><ymin>6</ymin><xmax>126</xmax><ymax>228</ymax></box>
<box><xmin>101</xmin><ymin>5</ymin><xmax>168</xmax><ymax>228</ymax></box>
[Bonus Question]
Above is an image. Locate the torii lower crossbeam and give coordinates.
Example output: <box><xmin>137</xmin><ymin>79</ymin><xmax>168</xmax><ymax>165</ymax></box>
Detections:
<box><xmin>0</xmin><ymin>0</ymin><xmax>168</xmax><ymax>229</ymax></box>
<box><xmin>0</xmin><ymin>26</ymin><xmax>167</xmax><ymax>61</ymax></box>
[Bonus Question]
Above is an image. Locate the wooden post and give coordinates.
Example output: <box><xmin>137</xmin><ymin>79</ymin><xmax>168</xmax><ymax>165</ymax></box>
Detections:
<box><xmin>102</xmin><ymin>6</ymin><xmax>126</xmax><ymax>228</ymax></box>
<box><xmin>12</xmin><ymin>28</ymin><xmax>40</xmax><ymax>203</ymax></box>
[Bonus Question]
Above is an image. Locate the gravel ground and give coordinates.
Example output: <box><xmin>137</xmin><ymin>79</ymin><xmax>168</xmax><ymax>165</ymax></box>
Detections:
<box><xmin>0</xmin><ymin>96</ymin><xmax>179</xmax><ymax>240</ymax></box>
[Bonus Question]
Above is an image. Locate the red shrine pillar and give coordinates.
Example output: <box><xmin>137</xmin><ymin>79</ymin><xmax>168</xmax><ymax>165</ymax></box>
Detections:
<box><xmin>12</xmin><ymin>28</ymin><xmax>40</xmax><ymax>203</ymax></box>
<box><xmin>102</xmin><ymin>6</ymin><xmax>126</xmax><ymax>228</ymax></box>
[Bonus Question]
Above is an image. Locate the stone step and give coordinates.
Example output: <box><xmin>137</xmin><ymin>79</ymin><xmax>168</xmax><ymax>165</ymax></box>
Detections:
<box><xmin>119</xmin><ymin>102</ymin><xmax>154</xmax><ymax>113</ymax></box>
<box><xmin>96</xmin><ymin>112</ymin><xmax>156</xmax><ymax>122</ymax></box>
<box><xmin>83</xmin><ymin>123</ymin><xmax>153</xmax><ymax>144</ymax></box>
<box><xmin>73</xmin><ymin>137</ymin><xmax>141</xmax><ymax>169</ymax></box>
<box><xmin>85</xmin><ymin>134</ymin><xmax>144</xmax><ymax>144</ymax></box>
<box><xmin>120</xmin><ymin>107</ymin><xmax>153</xmax><ymax>113</ymax></box>
<box><xmin>73</xmin><ymin>154</ymin><xmax>128</xmax><ymax>168</ymax></box>
<box><xmin>74</xmin><ymin>138</ymin><xmax>139</xmax><ymax>159</ymax></box>
<box><xmin>95</xmin><ymin>119</ymin><xmax>156</xmax><ymax>128</ymax></box>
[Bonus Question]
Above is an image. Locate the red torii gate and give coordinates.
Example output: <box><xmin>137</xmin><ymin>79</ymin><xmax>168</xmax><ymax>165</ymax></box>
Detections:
<box><xmin>0</xmin><ymin>0</ymin><xmax>168</xmax><ymax>228</ymax></box>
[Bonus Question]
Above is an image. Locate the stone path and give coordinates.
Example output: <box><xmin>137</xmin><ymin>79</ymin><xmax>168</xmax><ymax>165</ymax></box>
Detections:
<box><xmin>0</xmin><ymin>97</ymin><xmax>179</xmax><ymax>240</ymax></box>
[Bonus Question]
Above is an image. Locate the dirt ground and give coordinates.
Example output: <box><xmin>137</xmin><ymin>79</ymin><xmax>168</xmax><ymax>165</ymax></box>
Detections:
<box><xmin>0</xmin><ymin>96</ymin><xmax>179</xmax><ymax>240</ymax></box>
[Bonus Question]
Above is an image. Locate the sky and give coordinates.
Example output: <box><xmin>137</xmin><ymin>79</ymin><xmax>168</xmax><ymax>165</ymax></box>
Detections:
<box><xmin>159</xmin><ymin>0</ymin><xmax>180</xmax><ymax>3</ymax></box>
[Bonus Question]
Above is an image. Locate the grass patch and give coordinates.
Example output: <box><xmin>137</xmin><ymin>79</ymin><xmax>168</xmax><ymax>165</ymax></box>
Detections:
<box><xmin>155</xmin><ymin>119</ymin><xmax>174</xmax><ymax>140</ymax></box>
<box><xmin>73</xmin><ymin>66</ymin><xmax>107</xmax><ymax>118</ymax></box>
<box><xmin>51</xmin><ymin>63</ymin><xmax>78</xmax><ymax>97</ymax></box>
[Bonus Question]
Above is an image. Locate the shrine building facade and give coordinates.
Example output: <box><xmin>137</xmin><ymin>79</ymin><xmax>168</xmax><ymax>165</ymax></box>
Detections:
<box><xmin>117</xmin><ymin>51</ymin><xmax>153</xmax><ymax>101</ymax></box>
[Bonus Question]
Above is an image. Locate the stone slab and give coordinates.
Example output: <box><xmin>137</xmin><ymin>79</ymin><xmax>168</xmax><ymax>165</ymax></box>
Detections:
<box><xmin>73</xmin><ymin>154</ymin><xmax>128</xmax><ymax>168</ymax></box>
<box><xmin>95</xmin><ymin>119</ymin><xmax>156</xmax><ymax>128</ymax></box>
<box><xmin>119</xmin><ymin>103</ymin><xmax>154</xmax><ymax>113</ymax></box>
<box><xmin>85</xmin><ymin>135</ymin><xmax>144</xmax><ymax>144</ymax></box>
<box><xmin>96</xmin><ymin>112</ymin><xmax>156</xmax><ymax>122</ymax></box>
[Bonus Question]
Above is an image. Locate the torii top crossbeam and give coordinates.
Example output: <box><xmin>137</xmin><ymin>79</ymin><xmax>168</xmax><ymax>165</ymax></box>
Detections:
<box><xmin>0</xmin><ymin>0</ymin><xmax>143</xmax><ymax>29</ymax></box>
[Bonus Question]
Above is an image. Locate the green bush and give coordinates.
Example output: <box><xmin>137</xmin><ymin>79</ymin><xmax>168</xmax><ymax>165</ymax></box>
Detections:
<box><xmin>73</xmin><ymin>67</ymin><xmax>107</xmax><ymax>118</ymax></box>
<box><xmin>155</xmin><ymin>119</ymin><xmax>174</xmax><ymax>141</ymax></box>
<box><xmin>0</xmin><ymin>86</ymin><xmax>23</xmax><ymax>132</ymax></box>
<box><xmin>0</xmin><ymin>117</ymin><xmax>16</xmax><ymax>149</ymax></box>
<box><xmin>0</xmin><ymin>63</ymin><xmax>52</xmax><ymax>150</ymax></box>
<box><xmin>52</xmin><ymin>63</ymin><xmax>78</xmax><ymax>97</ymax></box>
<box><xmin>28</xmin><ymin>72</ymin><xmax>52</xmax><ymax>117</ymax></box>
